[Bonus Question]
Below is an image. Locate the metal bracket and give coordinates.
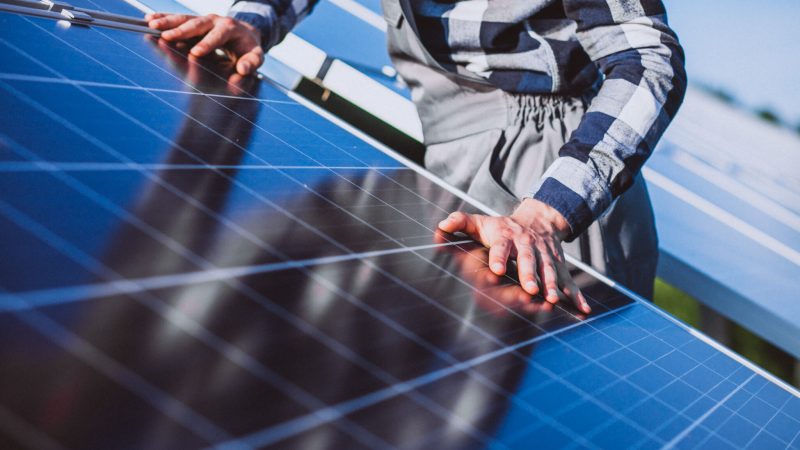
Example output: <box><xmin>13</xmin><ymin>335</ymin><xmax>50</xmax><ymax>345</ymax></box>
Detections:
<box><xmin>0</xmin><ymin>0</ymin><xmax>160</xmax><ymax>35</ymax></box>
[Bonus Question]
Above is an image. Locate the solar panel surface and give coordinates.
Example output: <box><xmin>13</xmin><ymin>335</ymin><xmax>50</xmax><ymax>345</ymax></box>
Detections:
<box><xmin>1</xmin><ymin>3</ymin><xmax>800</xmax><ymax>449</ymax></box>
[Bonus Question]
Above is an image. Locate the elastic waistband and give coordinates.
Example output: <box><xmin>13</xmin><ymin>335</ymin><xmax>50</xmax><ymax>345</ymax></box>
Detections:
<box><xmin>507</xmin><ymin>92</ymin><xmax>589</xmax><ymax>128</ymax></box>
<box><xmin>418</xmin><ymin>85</ymin><xmax>594</xmax><ymax>144</ymax></box>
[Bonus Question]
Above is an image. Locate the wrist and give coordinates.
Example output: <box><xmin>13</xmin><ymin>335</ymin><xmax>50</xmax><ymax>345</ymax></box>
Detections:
<box><xmin>511</xmin><ymin>198</ymin><xmax>571</xmax><ymax>240</ymax></box>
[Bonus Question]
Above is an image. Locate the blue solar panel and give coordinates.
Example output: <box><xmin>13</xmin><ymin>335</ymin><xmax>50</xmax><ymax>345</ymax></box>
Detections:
<box><xmin>1</xmin><ymin>4</ymin><xmax>799</xmax><ymax>449</ymax></box>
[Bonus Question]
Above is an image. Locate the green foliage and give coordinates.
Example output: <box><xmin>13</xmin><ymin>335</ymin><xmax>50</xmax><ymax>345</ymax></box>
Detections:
<box><xmin>756</xmin><ymin>108</ymin><xmax>781</xmax><ymax>124</ymax></box>
<box><xmin>705</xmin><ymin>86</ymin><xmax>736</xmax><ymax>105</ymax></box>
<box><xmin>653</xmin><ymin>278</ymin><xmax>700</xmax><ymax>327</ymax></box>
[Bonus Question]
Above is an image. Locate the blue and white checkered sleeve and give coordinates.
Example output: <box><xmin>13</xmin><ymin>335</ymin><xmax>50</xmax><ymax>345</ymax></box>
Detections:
<box><xmin>228</xmin><ymin>0</ymin><xmax>319</xmax><ymax>49</ymax></box>
<box><xmin>531</xmin><ymin>0</ymin><xmax>686</xmax><ymax>241</ymax></box>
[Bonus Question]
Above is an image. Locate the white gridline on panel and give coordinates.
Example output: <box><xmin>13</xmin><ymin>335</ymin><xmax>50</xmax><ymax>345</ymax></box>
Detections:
<box><xmin>0</xmin><ymin>72</ymin><xmax>299</xmax><ymax>104</ymax></box>
<box><xmin>493</xmin><ymin>307</ymin><xmax>790</xmax><ymax>449</ymax></box>
<box><xmin>0</xmin><ymin>160</ymin><xmax>410</xmax><ymax>172</ymax></box>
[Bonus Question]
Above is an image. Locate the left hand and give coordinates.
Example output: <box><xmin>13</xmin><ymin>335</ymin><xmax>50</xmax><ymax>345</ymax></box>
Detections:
<box><xmin>437</xmin><ymin>198</ymin><xmax>591</xmax><ymax>314</ymax></box>
<box><xmin>146</xmin><ymin>13</ymin><xmax>264</xmax><ymax>76</ymax></box>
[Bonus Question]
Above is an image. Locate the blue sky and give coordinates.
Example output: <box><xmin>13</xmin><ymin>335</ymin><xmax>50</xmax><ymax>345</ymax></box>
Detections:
<box><xmin>667</xmin><ymin>0</ymin><xmax>800</xmax><ymax>125</ymax></box>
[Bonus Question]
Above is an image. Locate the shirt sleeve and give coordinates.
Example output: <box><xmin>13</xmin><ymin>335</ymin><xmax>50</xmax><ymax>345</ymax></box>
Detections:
<box><xmin>530</xmin><ymin>0</ymin><xmax>687</xmax><ymax>241</ymax></box>
<box><xmin>228</xmin><ymin>0</ymin><xmax>320</xmax><ymax>50</ymax></box>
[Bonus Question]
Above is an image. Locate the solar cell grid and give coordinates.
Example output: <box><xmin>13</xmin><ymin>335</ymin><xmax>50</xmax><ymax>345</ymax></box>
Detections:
<box><xmin>0</xmin><ymin>5</ymin><xmax>799</xmax><ymax>450</ymax></box>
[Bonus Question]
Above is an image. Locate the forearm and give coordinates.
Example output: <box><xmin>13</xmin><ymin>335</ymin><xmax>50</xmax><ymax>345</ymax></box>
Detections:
<box><xmin>533</xmin><ymin>5</ymin><xmax>687</xmax><ymax>240</ymax></box>
<box><xmin>228</xmin><ymin>0</ymin><xmax>318</xmax><ymax>50</ymax></box>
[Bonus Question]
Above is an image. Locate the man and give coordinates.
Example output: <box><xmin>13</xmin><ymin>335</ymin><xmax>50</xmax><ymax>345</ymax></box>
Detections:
<box><xmin>147</xmin><ymin>0</ymin><xmax>686</xmax><ymax>313</ymax></box>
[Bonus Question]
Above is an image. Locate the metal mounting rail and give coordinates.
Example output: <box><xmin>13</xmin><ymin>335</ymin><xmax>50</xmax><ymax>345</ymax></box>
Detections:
<box><xmin>0</xmin><ymin>0</ymin><xmax>159</xmax><ymax>35</ymax></box>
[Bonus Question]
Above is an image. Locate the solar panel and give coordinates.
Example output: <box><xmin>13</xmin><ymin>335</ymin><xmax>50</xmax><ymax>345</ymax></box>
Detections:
<box><xmin>1</xmin><ymin>4</ymin><xmax>799</xmax><ymax>449</ymax></box>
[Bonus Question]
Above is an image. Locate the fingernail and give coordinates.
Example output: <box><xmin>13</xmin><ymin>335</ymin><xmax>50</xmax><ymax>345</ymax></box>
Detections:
<box><xmin>240</xmin><ymin>62</ymin><xmax>251</xmax><ymax>73</ymax></box>
<box><xmin>491</xmin><ymin>263</ymin><xmax>504</xmax><ymax>273</ymax></box>
<box><xmin>524</xmin><ymin>281</ymin><xmax>536</xmax><ymax>292</ymax></box>
<box><xmin>547</xmin><ymin>289</ymin><xmax>558</xmax><ymax>300</ymax></box>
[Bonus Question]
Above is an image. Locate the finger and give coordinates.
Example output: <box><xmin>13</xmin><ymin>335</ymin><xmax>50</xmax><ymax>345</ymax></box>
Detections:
<box><xmin>148</xmin><ymin>14</ymin><xmax>193</xmax><ymax>30</ymax></box>
<box><xmin>438</xmin><ymin>212</ymin><xmax>480</xmax><ymax>237</ymax></box>
<box><xmin>514</xmin><ymin>235</ymin><xmax>538</xmax><ymax>295</ymax></box>
<box><xmin>155</xmin><ymin>37</ymin><xmax>186</xmax><ymax>65</ymax></box>
<box><xmin>558</xmin><ymin>265</ymin><xmax>591</xmax><ymax>314</ymax></box>
<box><xmin>161</xmin><ymin>16</ymin><xmax>214</xmax><ymax>41</ymax></box>
<box><xmin>145</xmin><ymin>12</ymin><xmax>168</xmax><ymax>22</ymax></box>
<box><xmin>536</xmin><ymin>248</ymin><xmax>560</xmax><ymax>304</ymax></box>
<box><xmin>488</xmin><ymin>238</ymin><xmax>511</xmax><ymax>275</ymax></box>
<box><xmin>433</xmin><ymin>228</ymin><xmax>450</xmax><ymax>245</ymax></box>
<box><xmin>574</xmin><ymin>289</ymin><xmax>591</xmax><ymax>315</ymax></box>
<box><xmin>190</xmin><ymin>19</ymin><xmax>234</xmax><ymax>56</ymax></box>
<box><xmin>235</xmin><ymin>45</ymin><xmax>264</xmax><ymax>75</ymax></box>
<box><xmin>485</xmin><ymin>285</ymin><xmax>526</xmax><ymax>309</ymax></box>
<box><xmin>521</xmin><ymin>301</ymin><xmax>542</xmax><ymax>315</ymax></box>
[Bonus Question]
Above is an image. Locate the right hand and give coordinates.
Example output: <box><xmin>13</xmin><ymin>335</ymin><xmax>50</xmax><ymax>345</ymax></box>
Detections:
<box><xmin>146</xmin><ymin>13</ymin><xmax>264</xmax><ymax>76</ymax></box>
<box><xmin>437</xmin><ymin>198</ymin><xmax>592</xmax><ymax>315</ymax></box>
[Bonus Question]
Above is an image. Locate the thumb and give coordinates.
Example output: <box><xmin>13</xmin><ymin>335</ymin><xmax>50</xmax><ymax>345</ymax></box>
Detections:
<box><xmin>438</xmin><ymin>212</ymin><xmax>481</xmax><ymax>239</ymax></box>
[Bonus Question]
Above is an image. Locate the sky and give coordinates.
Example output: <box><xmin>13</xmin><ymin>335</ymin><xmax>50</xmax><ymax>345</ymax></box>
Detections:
<box><xmin>666</xmin><ymin>0</ymin><xmax>800</xmax><ymax>125</ymax></box>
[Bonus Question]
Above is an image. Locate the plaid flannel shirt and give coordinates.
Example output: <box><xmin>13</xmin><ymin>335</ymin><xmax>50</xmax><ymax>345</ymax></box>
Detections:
<box><xmin>230</xmin><ymin>0</ymin><xmax>686</xmax><ymax>239</ymax></box>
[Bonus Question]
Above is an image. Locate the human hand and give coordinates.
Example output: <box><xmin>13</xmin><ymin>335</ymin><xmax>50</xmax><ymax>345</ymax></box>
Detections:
<box><xmin>146</xmin><ymin>13</ymin><xmax>264</xmax><ymax>76</ymax></box>
<box><xmin>437</xmin><ymin>199</ymin><xmax>591</xmax><ymax>314</ymax></box>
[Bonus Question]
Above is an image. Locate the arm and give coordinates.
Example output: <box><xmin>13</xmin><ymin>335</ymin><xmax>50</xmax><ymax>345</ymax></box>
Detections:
<box><xmin>146</xmin><ymin>0</ymin><xmax>320</xmax><ymax>75</ymax></box>
<box><xmin>532</xmin><ymin>0</ymin><xmax>687</xmax><ymax>240</ymax></box>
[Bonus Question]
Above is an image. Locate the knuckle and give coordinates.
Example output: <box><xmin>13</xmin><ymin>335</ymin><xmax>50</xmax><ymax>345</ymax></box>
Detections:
<box><xmin>219</xmin><ymin>17</ymin><xmax>237</xmax><ymax>29</ymax></box>
<box><xmin>500</xmin><ymin>228</ymin><xmax>515</xmax><ymax>240</ymax></box>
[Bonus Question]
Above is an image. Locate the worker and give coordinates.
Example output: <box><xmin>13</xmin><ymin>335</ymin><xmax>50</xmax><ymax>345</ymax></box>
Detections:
<box><xmin>147</xmin><ymin>0</ymin><xmax>686</xmax><ymax>313</ymax></box>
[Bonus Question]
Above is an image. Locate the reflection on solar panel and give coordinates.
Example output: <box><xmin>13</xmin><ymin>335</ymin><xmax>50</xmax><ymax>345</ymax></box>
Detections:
<box><xmin>1</xmin><ymin>3</ymin><xmax>799</xmax><ymax>449</ymax></box>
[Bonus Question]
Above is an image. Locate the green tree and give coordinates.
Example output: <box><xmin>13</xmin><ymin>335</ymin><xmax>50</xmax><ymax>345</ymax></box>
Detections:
<box><xmin>756</xmin><ymin>108</ymin><xmax>781</xmax><ymax>125</ymax></box>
